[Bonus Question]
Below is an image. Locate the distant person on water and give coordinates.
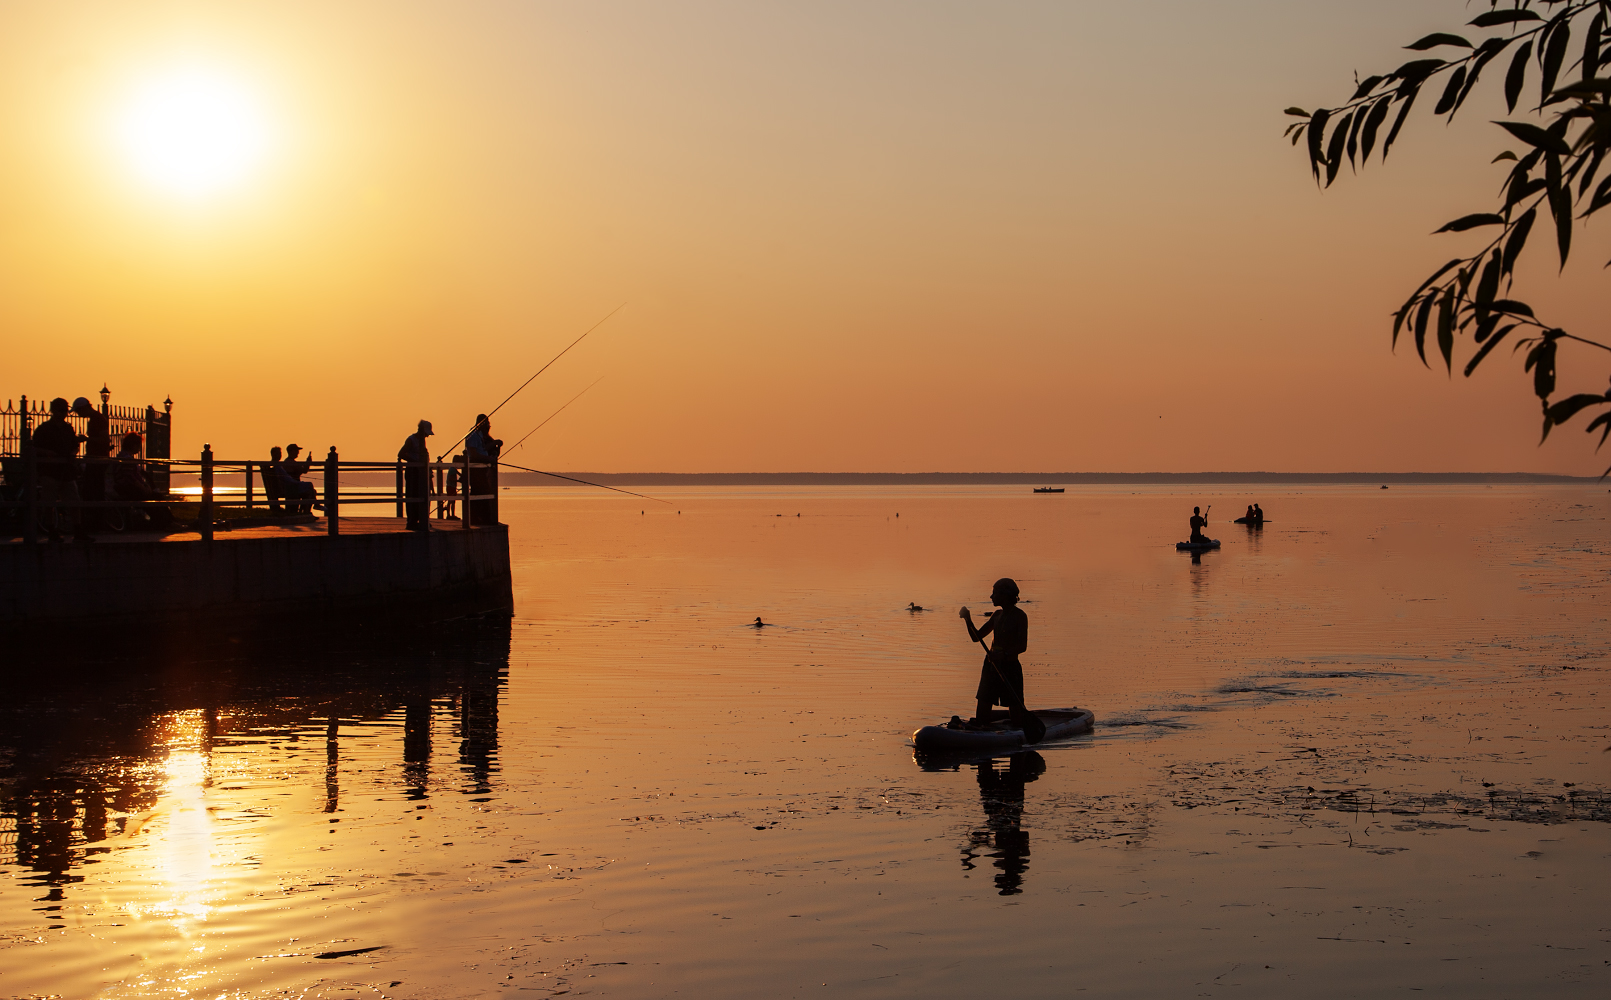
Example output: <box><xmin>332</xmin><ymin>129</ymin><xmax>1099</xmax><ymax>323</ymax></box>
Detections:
<box><xmin>30</xmin><ymin>397</ymin><xmax>90</xmax><ymax>542</ymax></box>
<box><xmin>1189</xmin><ymin>506</ymin><xmax>1208</xmax><ymax>543</ymax></box>
<box><xmin>398</xmin><ymin>419</ymin><xmax>433</xmax><ymax>531</ymax></box>
<box><xmin>1253</xmin><ymin>503</ymin><xmax>1264</xmax><ymax>524</ymax></box>
<box><xmin>959</xmin><ymin>578</ymin><xmax>1031</xmax><ymax>730</ymax></box>
<box><xmin>1244</xmin><ymin>505</ymin><xmax>1256</xmax><ymax>523</ymax></box>
<box><xmin>280</xmin><ymin>443</ymin><xmax>318</xmax><ymax>514</ymax></box>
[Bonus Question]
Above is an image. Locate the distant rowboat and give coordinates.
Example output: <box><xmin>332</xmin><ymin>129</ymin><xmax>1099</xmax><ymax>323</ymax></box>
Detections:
<box><xmin>1033</xmin><ymin>487</ymin><xmax>1065</xmax><ymax>493</ymax></box>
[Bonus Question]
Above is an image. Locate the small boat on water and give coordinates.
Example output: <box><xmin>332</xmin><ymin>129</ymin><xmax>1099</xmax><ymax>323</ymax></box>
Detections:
<box><xmin>911</xmin><ymin>708</ymin><xmax>1094</xmax><ymax>750</ymax></box>
<box><xmin>1232</xmin><ymin>516</ymin><xmax>1268</xmax><ymax>525</ymax></box>
<box><xmin>1176</xmin><ymin>538</ymin><xmax>1220</xmax><ymax>551</ymax></box>
<box><xmin>1033</xmin><ymin>487</ymin><xmax>1065</xmax><ymax>493</ymax></box>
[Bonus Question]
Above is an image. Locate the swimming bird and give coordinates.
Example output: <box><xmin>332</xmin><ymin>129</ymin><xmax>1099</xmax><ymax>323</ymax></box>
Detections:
<box><xmin>750</xmin><ymin>617</ymin><xmax>772</xmax><ymax>628</ymax></box>
<box><xmin>907</xmin><ymin>603</ymin><xmax>925</xmax><ymax>612</ymax></box>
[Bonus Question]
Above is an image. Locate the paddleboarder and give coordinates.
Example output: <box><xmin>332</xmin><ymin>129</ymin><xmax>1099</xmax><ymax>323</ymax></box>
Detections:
<box><xmin>960</xmin><ymin>578</ymin><xmax>1031</xmax><ymax>730</ymax></box>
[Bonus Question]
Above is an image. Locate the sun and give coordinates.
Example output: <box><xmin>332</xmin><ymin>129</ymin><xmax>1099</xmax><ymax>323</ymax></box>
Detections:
<box><xmin>114</xmin><ymin>65</ymin><xmax>274</xmax><ymax>202</ymax></box>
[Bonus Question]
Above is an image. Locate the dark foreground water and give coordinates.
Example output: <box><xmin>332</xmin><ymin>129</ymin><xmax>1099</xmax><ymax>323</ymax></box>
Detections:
<box><xmin>1</xmin><ymin>485</ymin><xmax>1607</xmax><ymax>998</ymax></box>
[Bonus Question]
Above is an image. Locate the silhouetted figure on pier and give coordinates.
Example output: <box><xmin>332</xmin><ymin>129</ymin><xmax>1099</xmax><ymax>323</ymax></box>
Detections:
<box><xmin>1189</xmin><ymin>506</ymin><xmax>1208</xmax><ymax>543</ymax></box>
<box><xmin>960</xmin><ymin>578</ymin><xmax>1030</xmax><ymax>730</ymax></box>
<box><xmin>31</xmin><ymin>397</ymin><xmax>91</xmax><ymax>542</ymax></box>
<box><xmin>465</xmin><ymin>415</ymin><xmax>502</xmax><ymax>524</ymax></box>
<box><xmin>280</xmin><ymin>443</ymin><xmax>318</xmax><ymax>515</ymax></box>
<box><xmin>444</xmin><ymin>455</ymin><xmax>463</xmax><ymax>519</ymax></box>
<box><xmin>262</xmin><ymin>446</ymin><xmax>287</xmax><ymax>515</ymax></box>
<box><xmin>398</xmin><ymin>419</ymin><xmax>433</xmax><ymax>531</ymax></box>
<box><xmin>111</xmin><ymin>433</ymin><xmax>175</xmax><ymax>531</ymax></box>
<box><xmin>73</xmin><ymin>397</ymin><xmax>111</xmax><ymax>532</ymax></box>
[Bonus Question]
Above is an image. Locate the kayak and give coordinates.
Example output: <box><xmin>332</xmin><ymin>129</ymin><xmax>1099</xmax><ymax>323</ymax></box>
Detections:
<box><xmin>1176</xmin><ymin>539</ymin><xmax>1220</xmax><ymax>551</ymax></box>
<box><xmin>911</xmin><ymin>708</ymin><xmax>1095</xmax><ymax>751</ymax></box>
<box><xmin>1232</xmin><ymin>517</ymin><xmax>1268</xmax><ymax>525</ymax></box>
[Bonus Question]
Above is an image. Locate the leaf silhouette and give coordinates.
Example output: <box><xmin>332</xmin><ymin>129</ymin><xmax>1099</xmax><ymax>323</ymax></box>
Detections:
<box><xmin>1503</xmin><ymin>207</ymin><xmax>1537</xmax><ymax>274</ymax></box>
<box><xmin>1464</xmin><ymin>323</ymin><xmax>1517</xmax><ymax>376</ymax></box>
<box><xmin>1383</xmin><ymin>84</ymin><xmax>1422</xmax><ymax>159</ymax></box>
<box><xmin>1541</xmin><ymin>21</ymin><xmax>1571</xmax><ymax>104</ymax></box>
<box><xmin>1470</xmin><ymin>10</ymin><xmax>1542</xmax><ymax>28</ymax></box>
<box><xmin>1494</xmin><ymin>120</ymin><xmax>1572</xmax><ymax>155</ymax></box>
<box><xmin>1360</xmin><ymin>96</ymin><xmax>1392</xmax><ymax>162</ymax></box>
<box><xmin>1407</xmin><ymin>33</ymin><xmax>1473</xmax><ymax>51</ymax></box>
<box><xmin>1504</xmin><ymin>40</ymin><xmax>1533</xmax><ymax>111</ymax></box>
<box><xmin>1435</xmin><ymin>65</ymin><xmax>1469</xmax><ymax>114</ymax></box>
<box><xmin>1434</xmin><ymin>213</ymin><xmax>1505</xmax><ymax>233</ymax></box>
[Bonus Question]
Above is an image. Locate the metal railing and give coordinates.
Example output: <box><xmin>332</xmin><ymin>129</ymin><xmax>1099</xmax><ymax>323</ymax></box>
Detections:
<box><xmin>1</xmin><ymin>444</ymin><xmax>498</xmax><ymax>544</ymax></box>
<box><xmin>2</xmin><ymin>392</ymin><xmax>173</xmax><ymax>495</ymax></box>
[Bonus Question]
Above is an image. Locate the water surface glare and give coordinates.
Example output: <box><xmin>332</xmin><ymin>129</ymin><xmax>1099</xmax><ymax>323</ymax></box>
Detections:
<box><xmin>2</xmin><ymin>485</ymin><xmax>1608</xmax><ymax>997</ymax></box>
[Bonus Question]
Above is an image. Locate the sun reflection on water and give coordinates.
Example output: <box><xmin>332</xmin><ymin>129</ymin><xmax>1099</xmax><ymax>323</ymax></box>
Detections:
<box><xmin>128</xmin><ymin>709</ymin><xmax>217</xmax><ymax>927</ymax></box>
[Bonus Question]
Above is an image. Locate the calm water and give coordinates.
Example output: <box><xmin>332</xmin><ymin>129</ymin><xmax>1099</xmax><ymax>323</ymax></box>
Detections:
<box><xmin>2</xmin><ymin>485</ymin><xmax>1608</xmax><ymax>998</ymax></box>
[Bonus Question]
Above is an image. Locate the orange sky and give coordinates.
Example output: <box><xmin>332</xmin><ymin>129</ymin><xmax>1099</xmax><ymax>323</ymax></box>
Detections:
<box><xmin>1</xmin><ymin>1</ymin><xmax>1606</xmax><ymax>473</ymax></box>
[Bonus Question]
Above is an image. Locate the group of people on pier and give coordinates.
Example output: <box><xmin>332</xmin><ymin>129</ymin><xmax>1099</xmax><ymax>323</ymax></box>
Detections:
<box><xmin>23</xmin><ymin>395</ymin><xmax>167</xmax><ymax>541</ymax></box>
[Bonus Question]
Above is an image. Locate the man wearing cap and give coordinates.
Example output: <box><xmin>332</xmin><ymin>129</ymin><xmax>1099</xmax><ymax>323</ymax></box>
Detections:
<box><xmin>30</xmin><ymin>397</ymin><xmax>92</xmax><ymax>542</ymax></box>
<box><xmin>72</xmin><ymin>397</ymin><xmax>111</xmax><ymax>531</ymax></box>
<box><xmin>398</xmin><ymin>419</ymin><xmax>434</xmax><ymax>531</ymax></box>
<box><xmin>279</xmin><ymin>444</ymin><xmax>318</xmax><ymax>514</ymax></box>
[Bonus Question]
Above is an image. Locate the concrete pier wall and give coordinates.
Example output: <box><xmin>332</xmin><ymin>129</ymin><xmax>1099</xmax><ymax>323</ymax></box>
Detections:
<box><xmin>0</xmin><ymin>525</ymin><xmax>512</xmax><ymax>628</ymax></box>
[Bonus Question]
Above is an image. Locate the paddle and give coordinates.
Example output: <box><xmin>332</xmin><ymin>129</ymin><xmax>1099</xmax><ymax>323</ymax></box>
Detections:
<box><xmin>971</xmin><ymin>632</ymin><xmax>1047</xmax><ymax>745</ymax></box>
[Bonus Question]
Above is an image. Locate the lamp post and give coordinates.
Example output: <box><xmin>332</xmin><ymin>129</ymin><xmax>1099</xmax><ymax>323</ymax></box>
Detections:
<box><xmin>99</xmin><ymin>383</ymin><xmax>110</xmax><ymax>415</ymax></box>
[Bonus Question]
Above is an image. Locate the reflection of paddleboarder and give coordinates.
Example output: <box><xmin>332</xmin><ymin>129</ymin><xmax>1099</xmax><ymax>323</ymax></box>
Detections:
<box><xmin>961</xmin><ymin>751</ymin><xmax>1046</xmax><ymax>896</ymax></box>
<box><xmin>959</xmin><ymin>578</ymin><xmax>1031</xmax><ymax>731</ymax></box>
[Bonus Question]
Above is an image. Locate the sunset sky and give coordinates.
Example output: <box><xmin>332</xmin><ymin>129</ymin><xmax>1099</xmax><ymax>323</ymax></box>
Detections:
<box><xmin>2</xmin><ymin>1</ymin><xmax>1606</xmax><ymax>474</ymax></box>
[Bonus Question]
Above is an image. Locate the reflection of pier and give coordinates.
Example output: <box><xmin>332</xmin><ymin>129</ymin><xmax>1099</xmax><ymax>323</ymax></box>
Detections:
<box><xmin>0</xmin><ymin>618</ymin><xmax>509</xmax><ymax>894</ymax></box>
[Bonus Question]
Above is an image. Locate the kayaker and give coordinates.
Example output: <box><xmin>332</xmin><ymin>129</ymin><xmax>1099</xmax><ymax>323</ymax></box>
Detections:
<box><xmin>1189</xmin><ymin>506</ymin><xmax>1209</xmax><ymax>543</ymax></box>
<box><xmin>959</xmin><ymin>578</ymin><xmax>1030</xmax><ymax>730</ymax></box>
<box><xmin>1253</xmin><ymin>503</ymin><xmax>1264</xmax><ymax>524</ymax></box>
<box><xmin>1243</xmin><ymin>504</ymin><xmax>1256</xmax><ymax>523</ymax></box>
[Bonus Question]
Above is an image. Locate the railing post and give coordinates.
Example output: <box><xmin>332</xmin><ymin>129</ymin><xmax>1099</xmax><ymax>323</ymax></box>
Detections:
<box><xmin>395</xmin><ymin>460</ymin><xmax>404</xmax><ymax>519</ymax></box>
<box><xmin>324</xmin><ymin>446</ymin><xmax>339</xmax><ymax>537</ymax></box>
<box><xmin>245</xmin><ymin>460</ymin><xmax>255</xmax><ymax>510</ymax></box>
<box><xmin>200</xmin><ymin>444</ymin><xmax>214</xmax><ymax>543</ymax></box>
<box><xmin>462</xmin><ymin>459</ymin><xmax>473</xmax><ymax>530</ymax></box>
<box><xmin>21</xmin><ymin>394</ymin><xmax>35</xmax><ymax>545</ymax></box>
<box><xmin>490</xmin><ymin>457</ymin><xmax>499</xmax><ymax>525</ymax></box>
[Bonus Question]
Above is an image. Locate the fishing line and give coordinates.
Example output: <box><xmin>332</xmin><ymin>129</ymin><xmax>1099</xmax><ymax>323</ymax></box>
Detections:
<box><xmin>438</xmin><ymin>302</ymin><xmax>626</xmax><ymax>459</ymax></box>
<box><xmin>505</xmin><ymin>377</ymin><xmax>604</xmax><ymax>456</ymax></box>
<box><xmin>497</xmin><ymin>459</ymin><xmax>674</xmax><ymax>505</ymax></box>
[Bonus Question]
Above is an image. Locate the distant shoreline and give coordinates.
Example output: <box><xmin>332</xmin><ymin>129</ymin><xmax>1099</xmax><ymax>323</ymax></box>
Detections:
<box><xmin>498</xmin><ymin>471</ymin><xmax>1598</xmax><ymax>486</ymax></box>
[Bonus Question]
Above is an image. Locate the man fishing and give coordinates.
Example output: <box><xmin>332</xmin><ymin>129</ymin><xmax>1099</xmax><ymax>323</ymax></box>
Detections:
<box><xmin>958</xmin><ymin>578</ymin><xmax>1031</xmax><ymax>730</ymax></box>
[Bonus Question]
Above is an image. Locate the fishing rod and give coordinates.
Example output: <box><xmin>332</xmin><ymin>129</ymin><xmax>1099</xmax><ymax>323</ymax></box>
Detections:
<box><xmin>437</xmin><ymin>302</ymin><xmax>626</xmax><ymax>460</ymax></box>
<box><xmin>497</xmin><ymin>459</ymin><xmax>675</xmax><ymax>505</ymax></box>
<box><xmin>505</xmin><ymin>377</ymin><xmax>604</xmax><ymax>456</ymax></box>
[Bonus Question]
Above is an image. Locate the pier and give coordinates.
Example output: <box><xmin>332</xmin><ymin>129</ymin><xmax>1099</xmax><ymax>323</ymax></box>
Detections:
<box><xmin>1</xmin><ymin>392</ymin><xmax>513</xmax><ymax>631</ymax></box>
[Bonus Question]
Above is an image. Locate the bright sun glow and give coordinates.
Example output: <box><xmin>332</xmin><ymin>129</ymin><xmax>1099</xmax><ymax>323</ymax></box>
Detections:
<box><xmin>114</xmin><ymin>66</ymin><xmax>274</xmax><ymax>201</ymax></box>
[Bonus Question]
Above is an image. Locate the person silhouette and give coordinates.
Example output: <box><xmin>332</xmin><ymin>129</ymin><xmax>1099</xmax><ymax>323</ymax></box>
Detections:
<box><xmin>960</xmin><ymin>578</ymin><xmax>1030</xmax><ymax>730</ymax></box>
<box><xmin>1189</xmin><ymin>506</ymin><xmax>1208</xmax><ymax>543</ymax></box>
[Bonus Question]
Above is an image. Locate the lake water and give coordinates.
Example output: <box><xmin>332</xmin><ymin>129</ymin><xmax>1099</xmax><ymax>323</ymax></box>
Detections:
<box><xmin>2</xmin><ymin>484</ymin><xmax>1608</xmax><ymax>998</ymax></box>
